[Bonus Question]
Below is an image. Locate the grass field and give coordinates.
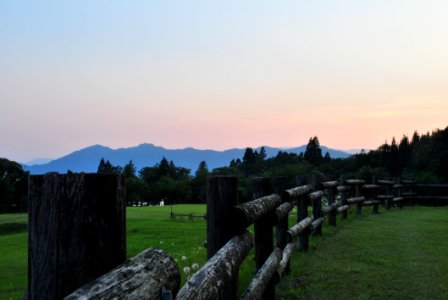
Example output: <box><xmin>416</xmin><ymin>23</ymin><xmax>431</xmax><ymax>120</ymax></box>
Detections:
<box><xmin>277</xmin><ymin>206</ymin><xmax>448</xmax><ymax>299</ymax></box>
<box><xmin>1</xmin><ymin>205</ymin><xmax>447</xmax><ymax>299</ymax></box>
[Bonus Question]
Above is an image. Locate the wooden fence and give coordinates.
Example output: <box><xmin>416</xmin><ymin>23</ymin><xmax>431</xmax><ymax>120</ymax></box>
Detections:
<box><xmin>29</xmin><ymin>173</ymin><xmax>433</xmax><ymax>299</ymax></box>
<box><xmin>175</xmin><ymin>175</ymin><xmax>415</xmax><ymax>299</ymax></box>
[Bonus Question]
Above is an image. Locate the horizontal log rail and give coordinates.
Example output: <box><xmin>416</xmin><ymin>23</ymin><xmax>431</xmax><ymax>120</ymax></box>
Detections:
<box><xmin>308</xmin><ymin>190</ymin><xmax>325</xmax><ymax>200</ymax></box>
<box><xmin>274</xmin><ymin>243</ymin><xmax>295</xmax><ymax>283</ymax></box>
<box><xmin>311</xmin><ymin>217</ymin><xmax>324</xmax><ymax>230</ymax></box>
<box><xmin>321</xmin><ymin>181</ymin><xmax>339</xmax><ymax>188</ymax></box>
<box><xmin>287</xmin><ymin>217</ymin><xmax>313</xmax><ymax>242</ymax></box>
<box><xmin>232</xmin><ymin>194</ymin><xmax>282</xmax><ymax>230</ymax></box>
<box><xmin>415</xmin><ymin>184</ymin><xmax>448</xmax><ymax>188</ymax></box>
<box><xmin>377</xmin><ymin>180</ymin><xmax>395</xmax><ymax>185</ymax></box>
<box><xmin>346</xmin><ymin>196</ymin><xmax>365</xmax><ymax>204</ymax></box>
<box><xmin>362</xmin><ymin>200</ymin><xmax>380</xmax><ymax>206</ymax></box>
<box><xmin>363</xmin><ymin>184</ymin><xmax>380</xmax><ymax>189</ymax></box>
<box><xmin>337</xmin><ymin>204</ymin><xmax>349</xmax><ymax>213</ymax></box>
<box><xmin>65</xmin><ymin>248</ymin><xmax>180</xmax><ymax>300</ymax></box>
<box><xmin>415</xmin><ymin>196</ymin><xmax>448</xmax><ymax>200</ymax></box>
<box><xmin>337</xmin><ymin>185</ymin><xmax>351</xmax><ymax>192</ymax></box>
<box><xmin>176</xmin><ymin>231</ymin><xmax>253</xmax><ymax>300</ymax></box>
<box><xmin>274</xmin><ymin>202</ymin><xmax>295</xmax><ymax>222</ymax></box>
<box><xmin>345</xmin><ymin>179</ymin><xmax>366</xmax><ymax>185</ymax></box>
<box><xmin>283</xmin><ymin>184</ymin><xmax>313</xmax><ymax>201</ymax></box>
<box><xmin>240</xmin><ymin>248</ymin><xmax>283</xmax><ymax>300</ymax></box>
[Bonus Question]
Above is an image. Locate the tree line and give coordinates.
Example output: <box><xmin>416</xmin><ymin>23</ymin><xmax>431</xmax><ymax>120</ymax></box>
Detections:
<box><xmin>1</xmin><ymin>126</ymin><xmax>447</xmax><ymax>212</ymax></box>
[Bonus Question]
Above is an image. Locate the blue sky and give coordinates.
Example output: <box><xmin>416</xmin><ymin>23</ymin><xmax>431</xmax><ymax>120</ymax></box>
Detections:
<box><xmin>1</xmin><ymin>1</ymin><xmax>447</xmax><ymax>162</ymax></box>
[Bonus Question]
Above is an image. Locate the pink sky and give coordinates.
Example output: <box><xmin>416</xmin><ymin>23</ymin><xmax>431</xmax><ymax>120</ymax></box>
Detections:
<box><xmin>1</xmin><ymin>1</ymin><xmax>447</xmax><ymax>162</ymax></box>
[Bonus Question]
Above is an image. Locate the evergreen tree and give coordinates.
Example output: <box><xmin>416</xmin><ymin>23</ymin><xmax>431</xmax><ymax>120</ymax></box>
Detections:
<box><xmin>97</xmin><ymin>158</ymin><xmax>106</xmax><ymax>173</ymax></box>
<box><xmin>304</xmin><ymin>136</ymin><xmax>324</xmax><ymax>166</ymax></box>
<box><xmin>123</xmin><ymin>160</ymin><xmax>137</xmax><ymax>179</ymax></box>
<box><xmin>191</xmin><ymin>161</ymin><xmax>209</xmax><ymax>203</ymax></box>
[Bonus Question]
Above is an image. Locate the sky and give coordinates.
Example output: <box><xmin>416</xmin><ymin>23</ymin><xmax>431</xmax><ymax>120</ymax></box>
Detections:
<box><xmin>1</xmin><ymin>1</ymin><xmax>447</xmax><ymax>162</ymax></box>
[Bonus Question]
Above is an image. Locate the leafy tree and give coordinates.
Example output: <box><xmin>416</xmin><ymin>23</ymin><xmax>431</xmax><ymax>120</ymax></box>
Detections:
<box><xmin>0</xmin><ymin>158</ymin><xmax>28</xmax><ymax>212</ymax></box>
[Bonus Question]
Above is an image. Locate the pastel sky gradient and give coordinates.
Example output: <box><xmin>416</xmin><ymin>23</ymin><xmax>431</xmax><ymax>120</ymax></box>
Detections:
<box><xmin>1</xmin><ymin>1</ymin><xmax>447</xmax><ymax>162</ymax></box>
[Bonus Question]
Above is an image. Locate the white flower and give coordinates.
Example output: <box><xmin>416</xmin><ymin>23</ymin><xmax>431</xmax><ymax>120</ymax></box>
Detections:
<box><xmin>192</xmin><ymin>263</ymin><xmax>199</xmax><ymax>270</ymax></box>
<box><xmin>181</xmin><ymin>256</ymin><xmax>187</xmax><ymax>261</ymax></box>
<box><xmin>183</xmin><ymin>267</ymin><xmax>191</xmax><ymax>275</ymax></box>
<box><xmin>160</xmin><ymin>241</ymin><xmax>164</xmax><ymax>244</ymax></box>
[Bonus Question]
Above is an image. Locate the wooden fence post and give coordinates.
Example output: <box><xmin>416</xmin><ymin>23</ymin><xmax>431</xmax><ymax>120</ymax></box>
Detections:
<box><xmin>339</xmin><ymin>176</ymin><xmax>348</xmax><ymax>220</ymax></box>
<box><xmin>206</xmin><ymin>176</ymin><xmax>239</xmax><ymax>300</ymax></box>
<box><xmin>297</xmin><ymin>176</ymin><xmax>310</xmax><ymax>251</ymax></box>
<box><xmin>355</xmin><ymin>182</ymin><xmax>362</xmax><ymax>216</ymax></box>
<box><xmin>327</xmin><ymin>183</ymin><xmax>337</xmax><ymax>226</ymax></box>
<box><xmin>253</xmin><ymin>177</ymin><xmax>275</xmax><ymax>299</ymax></box>
<box><xmin>385</xmin><ymin>181</ymin><xmax>392</xmax><ymax>210</ymax></box>
<box><xmin>312</xmin><ymin>174</ymin><xmax>323</xmax><ymax>236</ymax></box>
<box><xmin>396</xmin><ymin>177</ymin><xmax>404</xmax><ymax>209</ymax></box>
<box><xmin>273</xmin><ymin>177</ymin><xmax>288</xmax><ymax>273</ymax></box>
<box><xmin>372</xmin><ymin>177</ymin><xmax>379</xmax><ymax>213</ymax></box>
<box><xmin>28</xmin><ymin>173</ymin><xmax>126</xmax><ymax>300</ymax></box>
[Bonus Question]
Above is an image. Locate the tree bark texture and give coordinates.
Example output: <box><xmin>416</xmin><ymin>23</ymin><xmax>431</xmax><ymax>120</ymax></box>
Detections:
<box><xmin>321</xmin><ymin>181</ymin><xmax>339</xmax><ymax>188</ymax></box>
<box><xmin>346</xmin><ymin>196</ymin><xmax>365</xmax><ymax>204</ymax></box>
<box><xmin>232</xmin><ymin>194</ymin><xmax>282</xmax><ymax>230</ymax></box>
<box><xmin>206</xmin><ymin>176</ymin><xmax>239</xmax><ymax>299</ymax></box>
<box><xmin>28</xmin><ymin>173</ymin><xmax>126</xmax><ymax>300</ymax></box>
<box><xmin>64</xmin><ymin>248</ymin><xmax>180</xmax><ymax>300</ymax></box>
<box><xmin>283</xmin><ymin>185</ymin><xmax>312</xmax><ymax>201</ymax></box>
<box><xmin>287</xmin><ymin>217</ymin><xmax>313</xmax><ymax>242</ymax></box>
<box><xmin>240</xmin><ymin>248</ymin><xmax>282</xmax><ymax>300</ymax></box>
<box><xmin>176</xmin><ymin>231</ymin><xmax>253</xmax><ymax>300</ymax></box>
<box><xmin>274</xmin><ymin>243</ymin><xmax>295</xmax><ymax>283</ymax></box>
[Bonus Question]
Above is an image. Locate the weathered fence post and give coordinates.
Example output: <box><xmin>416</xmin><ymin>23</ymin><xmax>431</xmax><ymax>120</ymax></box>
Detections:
<box><xmin>355</xmin><ymin>181</ymin><xmax>362</xmax><ymax>216</ymax></box>
<box><xmin>297</xmin><ymin>176</ymin><xmax>310</xmax><ymax>251</ymax></box>
<box><xmin>273</xmin><ymin>177</ymin><xmax>288</xmax><ymax>273</ymax></box>
<box><xmin>327</xmin><ymin>182</ymin><xmax>337</xmax><ymax>226</ymax></box>
<box><xmin>206</xmin><ymin>176</ymin><xmax>239</xmax><ymax>300</ymax></box>
<box><xmin>312</xmin><ymin>174</ymin><xmax>323</xmax><ymax>236</ymax></box>
<box><xmin>253</xmin><ymin>177</ymin><xmax>275</xmax><ymax>299</ymax></box>
<box><xmin>28</xmin><ymin>173</ymin><xmax>126</xmax><ymax>300</ymax></box>
<box><xmin>396</xmin><ymin>177</ymin><xmax>404</xmax><ymax>209</ymax></box>
<box><xmin>371</xmin><ymin>176</ymin><xmax>379</xmax><ymax>214</ymax></box>
<box><xmin>384</xmin><ymin>181</ymin><xmax>392</xmax><ymax>210</ymax></box>
<box><xmin>339</xmin><ymin>176</ymin><xmax>348</xmax><ymax>219</ymax></box>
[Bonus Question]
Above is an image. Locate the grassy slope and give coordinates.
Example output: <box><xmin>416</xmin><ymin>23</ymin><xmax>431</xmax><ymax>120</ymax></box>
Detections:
<box><xmin>1</xmin><ymin>205</ymin><xmax>447</xmax><ymax>299</ymax></box>
<box><xmin>278</xmin><ymin>206</ymin><xmax>448</xmax><ymax>299</ymax></box>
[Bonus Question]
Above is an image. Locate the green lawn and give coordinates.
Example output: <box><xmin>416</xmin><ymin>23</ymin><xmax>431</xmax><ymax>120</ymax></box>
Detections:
<box><xmin>277</xmin><ymin>206</ymin><xmax>448</xmax><ymax>299</ymax></box>
<box><xmin>1</xmin><ymin>205</ymin><xmax>447</xmax><ymax>299</ymax></box>
<box><xmin>0</xmin><ymin>205</ymin><xmax>208</xmax><ymax>299</ymax></box>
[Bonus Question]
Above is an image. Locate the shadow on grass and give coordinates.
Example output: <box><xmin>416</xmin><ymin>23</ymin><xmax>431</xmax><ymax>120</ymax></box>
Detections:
<box><xmin>0</xmin><ymin>223</ymin><xmax>28</xmax><ymax>235</ymax></box>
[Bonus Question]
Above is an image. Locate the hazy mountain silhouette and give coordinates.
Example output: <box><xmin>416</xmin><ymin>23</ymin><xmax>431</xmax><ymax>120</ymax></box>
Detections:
<box><xmin>23</xmin><ymin>143</ymin><xmax>351</xmax><ymax>174</ymax></box>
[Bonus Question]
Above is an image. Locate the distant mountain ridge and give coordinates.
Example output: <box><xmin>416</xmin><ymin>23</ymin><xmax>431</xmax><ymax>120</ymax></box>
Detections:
<box><xmin>23</xmin><ymin>143</ymin><xmax>351</xmax><ymax>174</ymax></box>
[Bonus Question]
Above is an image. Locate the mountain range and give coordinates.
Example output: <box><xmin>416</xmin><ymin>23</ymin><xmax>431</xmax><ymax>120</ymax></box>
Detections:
<box><xmin>23</xmin><ymin>143</ymin><xmax>352</xmax><ymax>174</ymax></box>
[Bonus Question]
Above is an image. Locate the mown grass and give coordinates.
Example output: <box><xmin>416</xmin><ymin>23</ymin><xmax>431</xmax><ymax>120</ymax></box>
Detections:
<box><xmin>1</xmin><ymin>205</ymin><xmax>447</xmax><ymax>299</ymax></box>
<box><xmin>277</xmin><ymin>206</ymin><xmax>448</xmax><ymax>299</ymax></box>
